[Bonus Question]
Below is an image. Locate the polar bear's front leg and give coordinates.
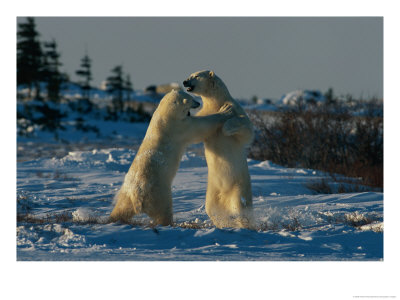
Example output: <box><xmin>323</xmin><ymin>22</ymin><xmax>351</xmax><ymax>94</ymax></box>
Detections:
<box><xmin>222</xmin><ymin>115</ymin><xmax>254</xmax><ymax>144</ymax></box>
<box><xmin>184</xmin><ymin>104</ymin><xmax>234</xmax><ymax>144</ymax></box>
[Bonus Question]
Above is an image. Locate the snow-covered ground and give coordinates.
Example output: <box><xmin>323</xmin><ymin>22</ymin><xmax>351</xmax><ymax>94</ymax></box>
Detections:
<box><xmin>11</xmin><ymin>96</ymin><xmax>397</xmax><ymax>300</ymax></box>
<box><xmin>17</xmin><ymin>120</ymin><xmax>383</xmax><ymax>261</ymax></box>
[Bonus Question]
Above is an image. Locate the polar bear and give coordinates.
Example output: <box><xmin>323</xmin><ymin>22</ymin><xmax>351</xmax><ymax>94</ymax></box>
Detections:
<box><xmin>109</xmin><ymin>89</ymin><xmax>233</xmax><ymax>225</ymax></box>
<box><xmin>183</xmin><ymin>70</ymin><xmax>254</xmax><ymax>228</ymax></box>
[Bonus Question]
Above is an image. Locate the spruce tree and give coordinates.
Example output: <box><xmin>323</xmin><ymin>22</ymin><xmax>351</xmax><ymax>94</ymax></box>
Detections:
<box><xmin>17</xmin><ymin>17</ymin><xmax>43</xmax><ymax>99</ymax></box>
<box><xmin>106</xmin><ymin>65</ymin><xmax>125</xmax><ymax>114</ymax></box>
<box><xmin>42</xmin><ymin>39</ymin><xmax>65</xmax><ymax>102</ymax></box>
<box><xmin>75</xmin><ymin>52</ymin><xmax>92</xmax><ymax>101</ymax></box>
<box><xmin>124</xmin><ymin>74</ymin><xmax>133</xmax><ymax>101</ymax></box>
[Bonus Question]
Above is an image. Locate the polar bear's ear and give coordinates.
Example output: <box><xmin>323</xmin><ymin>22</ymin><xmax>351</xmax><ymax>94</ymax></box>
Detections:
<box><xmin>209</xmin><ymin>71</ymin><xmax>216</xmax><ymax>88</ymax></box>
<box><xmin>183</xmin><ymin>98</ymin><xmax>189</xmax><ymax>105</ymax></box>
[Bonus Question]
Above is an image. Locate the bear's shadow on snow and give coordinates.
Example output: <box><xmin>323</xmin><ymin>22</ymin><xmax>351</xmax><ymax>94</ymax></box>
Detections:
<box><xmin>104</xmin><ymin>161</ymin><xmax>130</xmax><ymax>173</ymax></box>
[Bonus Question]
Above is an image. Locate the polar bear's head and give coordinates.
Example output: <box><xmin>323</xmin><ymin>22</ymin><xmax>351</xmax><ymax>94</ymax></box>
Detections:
<box><xmin>156</xmin><ymin>89</ymin><xmax>200</xmax><ymax>120</ymax></box>
<box><xmin>183</xmin><ymin>70</ymin><xmax>220</xmax><ymax>96</ymax></box>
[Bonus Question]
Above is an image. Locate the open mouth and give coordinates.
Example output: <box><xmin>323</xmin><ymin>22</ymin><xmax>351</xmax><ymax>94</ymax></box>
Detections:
<box><xmin>183</xmin><ymin>80</ymin><xmax>194</xmax><ymax>92</ymax></box>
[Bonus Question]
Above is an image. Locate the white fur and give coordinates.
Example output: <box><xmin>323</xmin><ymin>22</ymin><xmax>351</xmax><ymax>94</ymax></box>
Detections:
<box><xmin>110</xmin><ymin>89</ymin><xmax>233</xmax><ymax>225</ymax></box>
<box><xmin>184</xmin><ymin>70</ymin><xmax>255</xmax><ymax>228</ymax></box>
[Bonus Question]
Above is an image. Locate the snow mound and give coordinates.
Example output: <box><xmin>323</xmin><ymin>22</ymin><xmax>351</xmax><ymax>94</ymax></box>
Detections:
<box><xmin>44</xmin><ymin>148</ymin><xmax>136</xmax><ymax>171</ymax></box>
<box><xmin>72</xmin><ymin>208</ymin><xmax>94</xmax><ymax>222</ymax></box>
<box><xmin>280</xmin><ymin>89</ymin><xmax>325</xmax><ymax>107</ymax></box>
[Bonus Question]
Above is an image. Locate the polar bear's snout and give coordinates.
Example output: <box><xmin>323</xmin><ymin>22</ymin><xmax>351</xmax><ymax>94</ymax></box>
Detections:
<box><xmin>183</xmin><ymin>79</ymin><xmax>195</xmax><ymax>92</ymax></box>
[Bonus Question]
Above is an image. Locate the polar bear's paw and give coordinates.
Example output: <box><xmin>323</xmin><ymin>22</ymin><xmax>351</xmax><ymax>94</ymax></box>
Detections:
<box><xmin>218</xmin><ymin>103</ymin><xmax>234</xmax><ymax>117</ymax></box>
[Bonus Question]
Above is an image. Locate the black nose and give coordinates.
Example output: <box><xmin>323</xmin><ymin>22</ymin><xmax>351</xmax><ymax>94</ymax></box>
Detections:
<box><xmin>183</xmin><ymin>80</ymin><xmax>188</xmax><ymax>86</ymax></box>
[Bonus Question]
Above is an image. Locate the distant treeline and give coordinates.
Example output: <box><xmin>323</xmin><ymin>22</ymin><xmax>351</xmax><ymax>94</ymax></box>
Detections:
<box><xmin>17</xmin><ymin>17</ymin><xmax>151</xmax><ymax>136</ymax></box>
<box><xmin>17</xmin><ymin>17</ymin><xmax>134</xmax><ymax>105</ymax></box>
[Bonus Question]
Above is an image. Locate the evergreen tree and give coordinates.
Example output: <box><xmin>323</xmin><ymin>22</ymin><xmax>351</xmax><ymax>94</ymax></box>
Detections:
<box><xmin>75</xmin><ymin>52</ymin><xmax>92</xmax><ymax>101</ymax></box>
<box><xmin>17</xmin><ymin>17</ymin><xmax>43</xmax><ymax>99</ymax></box>
<box><xmin>124</xmin><ymin>74</ymin><xmax>133</xmax><ymax>101</ymax></box>
<box><xmin>324</xmin><ymin>88</ymin><xmax>335</xmax><ymax>105</ymax></box>
<box><xmin>42</xmin><ymin>39</ymin><xmax>65</xmax><ymax>102</ymax></box>
<box><xmin>106</xmin><ymin>65</ymin><xmax>125</xmax><ymax>114</ymax></box>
